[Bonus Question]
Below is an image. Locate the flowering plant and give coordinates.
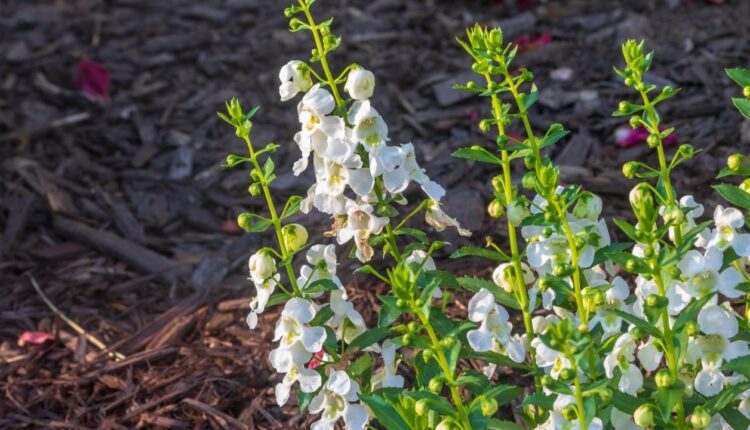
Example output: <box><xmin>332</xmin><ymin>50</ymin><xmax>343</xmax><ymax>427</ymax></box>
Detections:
<box><xmin>222</xmin><ymin>2</ymin><xmax>750</xmax><ymax>429</ymax></box>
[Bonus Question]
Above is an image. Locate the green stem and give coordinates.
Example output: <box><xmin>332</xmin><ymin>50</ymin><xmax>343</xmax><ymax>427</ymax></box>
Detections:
<box><xmin>570</xmin><ymin>359</ymin><xmax>589</xmax><ymax>430</ymax></box>
<box><xmin>415</xmin><ymin>306</ymin><xmax>472</xmax><ymax>430</ymax></box>
<box><xmin>298</xmin><ymin>0</ymin><xmax>344</xmax><ymax>108</ymax></box>
<box><xmin>244</xmin><ymin>135</ymin><xmax>302</xmax><ymax>296</ymax></box>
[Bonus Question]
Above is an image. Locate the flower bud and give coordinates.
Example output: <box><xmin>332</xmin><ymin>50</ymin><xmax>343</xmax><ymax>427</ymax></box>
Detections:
<box><xmin>249</xmin><ymin>182</ymin><xmax>261</xmax><ymax>196</ymax></box>
<box><xmin>677</xmin><ymin>144</ymin><xmax>694</xmax><ymax>159</ymax></box>
<box><xmin>488</xmin><ymin>28</ymin><xmax>503</xmax><ymax>47</ymax></box>
<box><xmin>281</xmin><ymin>224</ymin><xmax>308</xmax><ymax>252</ymax></box>
<box><xmin>685</xmin><ymin>321</ymin><xmax>699</xmax><ymax>337</ymax></box>
<box><xmin>521</xmin><ymin>172</ymin><xmax>536</xmax><ymax>190</ymax></box>
<box><xmin>578</xmin><ymin>323</ymin><xmax>589</xmax><ymax>334</ymax></box>
<box><xmin>249</xmin><ymin>251</ymin><xmax>276</xmax><ymax>281</ymax></box>
<box><xmin>507</xmin><ymin>199</ymin><xmax>529</xmax><ymax>227</ymax></box>
<box><xmin>629</xmin><ymin>183</ymin><xmax>655</xmax><ymax>224</ymax></box>
<box><xmin>599</xmin><ymin>388</ymin><xmax>613</xmax><ymax>402</ymax></box>
<box><xmin>441</xmin><ymin>337</ymin><xmax>456</xmax><ymax>348</ymax></box>
<box><xmin>396</xmin><ymin>299</ymin><xmax>406</xmax><ymax>308</ymax></box>
<box><xmin>422</xmin><ymin>349</ymin><xmax>434</xmax><ymax>361</ymax></box>
<box><xmin>629</xmin><ymin>115</ymin><xmax>640</xmax><ymax>128</ymax></box>
<box><xmin>662</xmin><ymin>204</ymin><xmax>683</xmax><ymax>225</ymax></box>
<box><xmin>740</xmin><ymin>178</ymin><xmax>750</xmax><ymax>194</ymax></box>
<box><xmin>634</xmin><ymin>404</ymin><xmax>655</xmax><ymax>428</ymax></box>
<box><xmin>625</xmin><ymin>258</ymin><xmax>638</xmax><ymax>272</ymax></box>
<box><xmin>541</xmin><ymin>375</ymin><xmax>553</xmax><ymax>387</ymax></box>
<box><xmin>655</xmin><ymin>368</ymin><xmax>675</xmax><ymax>388</ymax></box>
<box><xmin>537</xmin><ymin>164</ymin><xmax>560</xmax><ymax>191</ymax></box>
<box><xmin>559</xmin><ymin>368</ymin><xmax>575</xmax><ymax>382</ymax></box>
<box><xmin>573</xmin><ymin>192</ymin><xmax>603</xmax><ymax>220</ymax></box>
<box><xmin>428</xmin><ymin>377</ymin><xmax>443</xmax><ymax>393</ymax></box>
<box><xmin>488</xmin><ymin>199</ymin><xmax>505</xmax><ymax>219</ymax></box>
<box><xmin>480</xmin><ymin>397</ymin><xmax>498</xmax><ymax>417</ymax></box>
<box><xmin>407</xmin><ymin>321</ymin><xmax>419</xmax><ymax>333</ymax></box>
<box><xmin>728</xmin><ymin>153</ymin><xmax>747</xmax><ymax>171</ymax></box>
<box><xmin>562</xmin><ymin>404</ymin><xmax>578</xmax><ymax>421</ymax></box>
<box><xmin>646</xmin><ymin>294</ymin><xmax>667</xmax><ymax>309</ymax></box>
<box><xmin>493</xmin><ymin>263</ymin><xmax>515</xmax><ymax>293</ymax></box>
<box><xmin>401</xmin><ymin>333</ymin><xmax>413</xmax><ymax>346</ymax></box>
<box><xmin>415</xmin><ymin>399</ymin><xmax>430</xmax><ymax>416</ymax></box>
<box><xmin>492</xmin><ymin>175</ymin><xmax>504</xmax><ymax>192</ymax></box>
<box><xmin>466</xmin><ymin>81</ymin><xmax>478</xmax><ymax>90</ymax></box>
<box><xmin>415</xmin><ymin>298</ymin><xmax>424</xmax><ymax>307</ymax></box>
<box><xmin>623</xmin><ymin>161</ymin><xmax>638</xmax><ymax>179</ymax></box>
<box><xmin>646</xmin><ymin>134</ymin><xmax>659</xmax><ymax>148</ymax></box>
<box><xmin>624</xmin><ymin>78</ymin><xmax>634</xmax><ymax>87</ymax></box>
<box><xmin>744</xmin><ymin>86</ymin><xmax>750</xmax><ymax>98</ymax></box>
<box><xmin>479</xmin><ymin>119</ymin><xmax>492</xmax><ymax>132</ymax></box>
<box><xmin>630</xmin><ymin>327</ymin><xmax>643</xmax><ymax>341</ymax></box>
<box><xmin>690</xmin><ymin>406</ymin><xmax>711</xmax><ymax>429</ymax></box>
<box><xmin>344</xmin><ymin>68</ymin><xmax>375</xmax><ymax>101</ymax></box>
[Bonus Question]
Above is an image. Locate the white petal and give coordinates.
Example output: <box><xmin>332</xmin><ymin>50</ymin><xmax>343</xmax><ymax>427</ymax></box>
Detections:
<box><xmin>619</xmin><ymin>364</ymin><xmax>644</xmax><ymax>395</ymax></box>
<box><xmin>732</xmin><ymin>234</ymin><xmax>750</xmax><ymax>257</ymax></box>
<box><xmin>327</xmin><ymin>370</ymin><xmax>352</xmax><ymax>396</ymax></box>
<box><xmin>298</xmin><ymin>367</ymin><xmax>323</xmax><ymax>393</ymax></box>
<box><xmin>301</xmin><ymin>326</ymin><xmax>327</xmax><ymax>353</ymax></box>
<box><xmin>695</xmin><ymin>367</ymin><xmax>724</xmax><ymax>397</ymax></box>
<box><xmin>698</xmin><ymin>304</ymin><xmax>738</xmax><ymax>338</ymax></box>
<box><xmin>467</xmin><ymin>328</ymin><xmax>494</xmax><ymax>352</ymax></box>
<box><xmin>468</xmin><ymin>289</ymin><xmax>495</xmax><ymax>322</ymax></box>
<box><xmin>718</xmin><ymin>267</ymin><xmax>743</xmax><ymax>299</ymax></box>
<box><xmin>348</xmin><ymin>168</ymin><xmax>374</xmax><ymax>197</ymax></box>
<box><xmin>637</xmin><ymin>338</ymin><xmax>663</xmax><ymax>372</ymax></box>
<box><xmin>343</xmin><ymin>404</ymin><xmax>369</xmax><ymax>430</ymax></box>
<box><xmin>275</xmin><ymin>381</ymin><xmax>292</xmax><ymax>406</ymax></box>
<box><xmin>420</xmin><ymin>181</ymin><xmax>445</xmax><ymax>201</ymax></box>
<box><xmin>678</xmin><ymin>250</ymin><xmax>704</xmax><ymax>278</ymax></box>
<box><xmin>284</xmin><ymin>298</ymin><xmax>316</xmax><ymax>324</ymax></box>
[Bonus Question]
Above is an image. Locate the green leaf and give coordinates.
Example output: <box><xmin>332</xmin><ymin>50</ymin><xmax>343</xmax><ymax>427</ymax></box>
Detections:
<box><xmin>350</xmin><ymin>354</ymin><xmax>372</xmax><ymax>377</ymax></box>
<box><xmin>653</xmin><ymin>388</ymin><xmax>682</xmax><ymax>421</ymax></box>
<box><xmin>452</xmin><ymin>146</ymin><xmax>502</xmax><ymax>164</ymax></box>
<box><xmin>589</xmin><ymin>242</ymin><xmax>633</xmax><ymax>267</ymax></box>
<box><xmin>281</xmin><ymin>195</ymin><xmax>303</xmax><ymax>219</ymax></box>
<box><xmin>717</xmin><ymin>166</ymin><xmax>750</xmax><ymax>179</ymax></box>
<box><xmin>403</xmin><ymin>391</ymin><xmax>456</xmax><ymax>416</ymax></box>
<box><xmin>608</xmin><ymin>252</ymin><xmax>651</xmax><ymax>274</ymax></box>
<box><xmin>540</xmin><ymin>123</ymin><xmax>569</xmax><ymax>149</ymax></box>
<box><xmin>732</xmin><ymin>98</ymin><xmax>750</xmax><ymax>120</ymax></box>
<box><xmin>378</xmin><ymin>296</ymin><xmax>403</xmax><ymax>327</ymax></box>
<box><xmin>723</xmin><ymin>355</ymin><xmax>750</xmax><ymax>379</ymax></box>
<box><xmin>262</xmin><ymin>157</ymin><xmax>275</xmax><ymax>178</ymax></box>
<box><xmin>484</xmin><ymin>384</ymin><xmax>523</xmax><ymax>406</ymax></box>
<box><xmin>613</xmin><ymin>309</ymin><xmax>661</xmax><ymax>338</ymax></box>
<box><xmin>360</xmin><ymin>394</ymin><xmax>411</xmax><ymax>430</ymax></box>
<box><xmin>303</xmin><ymin>279</ymin><xmax>340</xmax><ymax>295</ymax></box>
<box><xmin>348</xmin><ymin>327</ymin><xmax>392</xmax><ymax>352</ymax></box>
<box><xmin>297</xmin><ymin>387</ymin><xmax>319</xmax><ymax>412</ymax></box>
<box><xmin>611</xmin><ymin>390</ymin><xmax>645</xmax><ymax>415</ymax></box>
<box><xmin>523</xmin><ymin>87</ymin><xmax>539</xmax><ymax>110</ymax></box>
<box><xmin>395</xmin><ymin>227</ymin><xmax>428</xmax><ymax>244</ymax></box>
<box><xmin>714</xmin><ymin>183</ymin><xmax>750</xmax><ymax>210</ymax></box>
<box><xmin>720</xmin><ymin>407</ymin><xmax>750</xmax><ymax>430</ymax></box>
<box><xmin>613</xmin><ymin>219</ymin><xmax>639</xmax><ymax>242</ymax></box>
<box><xmin>705</xmin><ymin>381</ymin><xmax>750</xmax><ymax>414</ymax></box>
<box><xmin>522</xmin><ymin>393</ymin><xmax>555</xmax><ymax>410</ymax></box>
<box><xmin>309</xmin><ymin>304</ymin><xmax>334</xmax><ymax>326</ymax></box>
<box><xmin>238</xmin><ymin>212</ymin><xmax>273</xmax><ymax>233</ymax></box>
<box><xmin>488</xmin><ymin>419</ymin><xmax>526</xmax><ymax>430</ymax></box>
<box><xmin>266</xmin><ymin>292</ymin><xmax>291</xmax><ymax>308</ymax></box>
<box><xmin>462</xmin><ymin>348</ymin><xmax>531</xmax><ymax>370</ymax></box>
<box><xmin>457</xmin><ymin>276</ymin><xmax>520</xmax><ymax>310</ymax></box>
<box><xmin>726</xmin><ymin>68</ymin><xmax>750</xmax><ymax>87</ymax></box>
<box><xmin>450</xmin><ymin>246</ymin><xmax>510</xmax><ymax>261</ymax></box>
<box><xmin>672</xmin><ymin>292</ymin><xmax>716</xmax><ymax>332</ymax></box>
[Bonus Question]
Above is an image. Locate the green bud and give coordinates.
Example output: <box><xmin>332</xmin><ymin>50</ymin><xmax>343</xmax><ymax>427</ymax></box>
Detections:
<box><xmin>559</xmin><ymin>368</ymin><xmax>575</xmax><ymax>382</ymax></box>
<box><xmin>655</xmin><ymin>368</ymin><xmax>675</xmax><ymax>388</ymax></box>
<box><xmin>642</xmin><ymin>247</ymin><xmax>654</xmax><ymax>258</ymax></box>
<box><xmin>281</xmin><ymin>223</ymin><xmax>308</xmax><ymax>252</ymax></box>
<box><xmin>415</xmin><ymin>399</ymin><xmax>430</xmax><ymax>416</ymax></box>
<box><xmin>574</xmin><ymin>237</ymin><xmax>586</xmax><ymax>249</ymax></box>
<box><xmin>542</xmin><ymin>227</ymin><xmax>553</xmax><ymax>238</ymax></box>
<box><xmin>634</xmin><ymin>404</ymin><xmax>655</xmax><ymax>428</ymax></box>
<box><xmin>541</xmin><ymin>375</ymin><xmax>553</xmax><ymax>387</ymax></box>
<box><xmin>618</xmin><ymin>101</ymin><xmax>629</xmax><ymax>113</ymax></box>
<box><xmin>480</xmin><ymin>397</ymin><xmax>498</xmax><ymax>417</ymax></box>
<box><xmin>488</xmin><ymin>28</ymin><xmax>503</xmax><ymax>47</ymax></box>
<box><xmin>415</xmin><ymin>299</ymin><xmax>424</xmax><ymax>307</ymax></box>
<box><xmin>625</xmin><ymin>258</ymin><xmax>638</xmax><ymax>272</ymax></box>
<box><xmin>479</xmin><ymin>119</ymin><xmax>492</xmax><ymax>132</ymax></box>
<box><xmin>422</xmin><ymin>349</ymin><xmax>434</xmax><ymax>361</ymax></box>
<box><xmin>472</xmin><ymin>61</ymin><xmax>489</xmax><ymax>74</ymax></box>
<box><xmin>630</xmin><ymin>327</ymin><xmax>643</xmax><ymax>341</ymax></box>
<box><xmin>646</xmin><ymin>134</ymin><xmax>659</xmax><ymax>148</ymax></box>
<box><xmin>629</xmin><ymin>115</ymin><xmax>640</xmax><ymax>128</ymax></box>
<box><xmin>396</xmin><ymin>299</ymin><xmax>407</xmax><ymax>308</ymax></box>
<box><xmin>283</xmin><ymin>6</ymin><xmax>296</xmax><ymax>17</ymax></box>
<box><xmin>226</xmin><ymin>154</ymin><xmax>244</xmax><ymax>167</ymax></box>
<box><xmin>288</xmin><ymin>17</ymin><xmax>305</xmax><ymax>31</ymax></box>
<box><xmin>237</xmin><ymin>213</ymin><xmax>253</xmax><ymax>231</ymax></box>
<box><xmin>578</xmin><ymin>323</ymin><xmax>589</xmax><ymax>334</ymax></box>
<box><xmin>507</xmin><ymin>199</ymin><xmax>530</xmax><ymax>227</ymax></box>
<box><xmin>623</xmin><ymin>161</ymin><xmax>638</xmax><ymax>179</ymax></box>
<box><xmin>592</xmin><ymin>291</ymin><xmax>606</xmax><ymax>306</ymax></box>
<box><xmin>524</xmin><ymin>155</ymin><xmax>535</xmax><ymax>170</ymax></box>
<box><xmin>488</xmin><ymin>199</ymin><xmax>505</xmax><ymax>219</ymax></box>
<box><xmin>521</xmin><ymin>172</ymin><xmax>536</xmax><ymax>189</ymax></box>
<box><xmin>624</xmin><ymin>77</ymin><xmax>634</xmax><ymax>87</ymax></box>
<box><xmin>677</xmin><ymin>143</ymin><xmax>694</xmax><ymax>159</ymax></box>
<box><xmin>553</xmin><ymin>263</ymin><xmax>568</xmax><ymax>277</ymax></box>
<box><xmin>466</xmin><ymin>81</ymin><xmax>478</xmax><ymax>90</ymax></box>
<box><xmin>442</xmin><ymin>337</ymin><xmax>456</xmax><ymax>348</ymax></box>
<box><xmin>562</xmin><ymin>404</ymin><xmax>578</xmax><ymax>421</ymax></box>
<box><xmin>744</xmin><ymin>86</ymin><xmax>750</xmax><ymax>98</ymax></box>
<box><xmin>492</xmin><ymin>175</ymin><xmax>504</xmax><ymax>192</ymax></box>
<box><xmin>740</xmin><ymin>178</ymin><xmax>750</xmax><ymax>194</ymax></box>
<box><xmin>407</xmin><ymin>321</ymin><xmax>419</xmax><ymax>333</ymax></box>
<box><xmin>401</xmin><ymin>333</ymin><xmax>413</xmax><ymax>346</ymax></box>
<box><xmin>728</xmin><ymin>153</ymin><xmax>746</xmax><ymax>171</ymax></box>
<box><xmin>629</xmin><ymin>183</ymin><xmax>655</xmax><ymax>225</ymax></box>
<box><xmin>572</xmin><ymin>191</ymin><xmax>602</xmax><ymax>220</ymax></box>
<box><xmin>599</xmin><ymin>388</ymin><xmax>613</xmax><ymax>402</ymax></box>
<box><xmin>428</xmin><ymin>377</ymin><xmax>443</xmax><ymax>393</ymax></box>
<box><xmin>549</xmin><ymin>339</ymin><xmax>561</xmax><ymax>350</ymax></box>
<box><xmin>662</xmin><ymin>204</ymin><xmax>683</xmax><ymax>225</ymax></box>
<box><xmin>646</xmin><ymin>294</ymin><xmax>667</xmax><ymax>309</ymax></box>
<box><xmin>690</xmin><ymin>406</ymin><xmax>711</xmax><ymax>429</ymax></box>
<box><xmin>249</xmin><ymin>182</ymin><xmax>261</xmax><ymax>196</ymax></box>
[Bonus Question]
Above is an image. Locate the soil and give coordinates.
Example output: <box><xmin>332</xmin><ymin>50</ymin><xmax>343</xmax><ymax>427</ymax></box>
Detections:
<box><xmin>1</xmin><ymin>0</ymin><xmax>749</xmax><ymax>428</ymax></box>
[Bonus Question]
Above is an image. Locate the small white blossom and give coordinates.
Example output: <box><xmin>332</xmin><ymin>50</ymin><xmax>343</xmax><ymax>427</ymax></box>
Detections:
<box><xmin>279</xmin><ymin>60</ymin><xmax>313</xmax><ymax>101</ymax></box>
<box><xmin>678</xmin><ymin>247</ymin><xmax>743</xmax><ymax>299</ymax></box>
<box><xmin>344</xmin><ymin>68</ymin><xmax>375</xmax><ymax>101</ymax></box>
<box><xmin>706</xmin><ymin>205</ymin><xmax>750</xmax><ymax>256</ymax></box>
<box><xmin>336</xmin><ymin>201</ymin><xmax>388</xmax><ymax>262</ymax></box>
<box><xmin>425</xmin><ymin>199</ymin><xmax>471</xmax><ymax>236</ymax></box>
<box><xmin>588</xmin><ymin>277</ymin><xmax>632</xmax><ymax>338</ymax></box>
<box><xmin>270</xmin><ymin>298</ymin><xmax>327</xmax><ymax>373</ymax></box>
<box><xmin>329</xmin><ymin>290</ymin><xmax>367</xmax><ymax>344</ymax></box>
<box><xmin>275</xmin><ymin>360</ymin><xmax>322</xmax><ymax>406</ymax></box>
<box><xmin>466</xmin><ymin>288</ymin><xmax>526</xmax><ymax>364</ymax></box>
<box><xmin>372</xmin><ymin>339</ymin><xmax>405</xmax><ymax>389</ymax></box>
<box><xmin>309</xmin><ymin>370</ymin><xmax>369</xmax><ymax>430</ymax></box>
<box><xmin>603</xmin><ymin>333</ymin><xmax>643</xmax><ymax>395</ymax></box>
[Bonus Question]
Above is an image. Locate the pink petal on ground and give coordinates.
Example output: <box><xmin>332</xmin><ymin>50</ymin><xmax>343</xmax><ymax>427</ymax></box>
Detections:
<box><xmin>74</xmin><ymin>60</ymin><xmax>111</xmax><ymax>101</ymax></box>
<box><xmin>515</xmin><ymin>32</ymin><xmax>553</xmax><ymax>52</ymax></box>
<box><xmin>18</xmin><ymin>331</ymin><xmax>55</xmax><ymax>347</ymax></box>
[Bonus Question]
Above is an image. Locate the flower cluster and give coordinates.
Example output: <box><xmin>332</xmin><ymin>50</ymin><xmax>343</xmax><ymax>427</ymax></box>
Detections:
<box><xmin>221</xmin><ymin>2</ymin><xmax>750</xmax><ymax>429</ymax></box>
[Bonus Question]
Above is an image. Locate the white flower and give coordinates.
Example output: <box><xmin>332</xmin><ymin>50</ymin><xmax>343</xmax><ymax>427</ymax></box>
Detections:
<box><xmin>611</xmin><ymin>407</ymin><xmax>643</xmax><ymax>430</ymax></box>
<box><xmin>573</xmin><ymin>192</ymin><xmax>603</xmax><ymax>220</ymax></box>
<box><xmin>270</xmin><ymin>298</ymin><xmax>327</xmax><ymax>372</ymax></box>
<box><xmin>279</xmin><ymin>60</ymin><xmax>313</xmax><ymax>101</ymax></box>
<box><xmin>466</xmin><ymin>288</ymin><xmax>526</xmax><ymax>363</ymax></box>
<box><xmin>247</xmin><ymin>273</ymin><xmax>281</xmax><ymax>329</ymax></box>
<box><xmin>588</xmin><ymin>277</ymin><xmax>632</xmax><ymax>338</ymax></box>
<box><xmin>677</xmin><ymin>247</ymin><xmax>743</xmax><ymax>299</ymax></box>
<box><xmin>336</xmin><ymin>201</ymin><xmax>388</xmax><ymax>262</ymax></box>
<box><xmin>405</xmin><ymin>249</ymin><xmax>442</xmax><ymax>298</ymax></box>
<box><xmin>249</xmin><ymin>251</ymin><xmax>276</xmax><ymax>283</ymax></box>
<box><xmin>687</xmin><ymin>303</ymin><xmax>750</xmax><ymax>396</ymax></box>
<box><xmin>275</xmin><ymin>360</ymin><xmax>322</xmax><ymax>406</ymax></box>
<box><xmin>382</xmin><ymin>143</ymin><xmax>445</xmax><ymax>201</ymax></box>
<box><xmin>668</xmin><ymin>195</ymin><xmax>708</xmax><ymax>245</ymax></box>
<box><xmin>425</xmin><ymin>199</ymin><xmax>471</xmax><ymax>236</ymax></box>
<box><xmin>310</xmin><ymin>370</ymin><xmax>369</xmax><ymax>430</ymax></box>
<box><xmin>603</xmin><ymin>333</ymin><xmax>643</xmax><ymax>395</ymax></box>
<box><xmin>632</xmin><ymin>275</ymin><xmax>690</xmax><ymax>317</ymax></box>
<box><xmin>297</xmin><ymin>244</ymin><xmax>344</xmax><ymax>293</ymax></box>
<box><xmin>493</xmin><ymin>262</ymin><xmax>534</xmax><ymax>293</ymax></box>
<box><xmin>372</xmin><ymin>340</ymin><xmax>405</xmax><ymax>389</ymax></box>
<box><xmin>348</xmin><ymin>100</ymin><xmax>388</xmax><ymax>157</ymax></box>
<box><xmin>536</xmin><ymin>411</ymin><xmax>603</xmax><ymax>430</ymax></box>
<box><xmin>531</xmin><ymin>337</ymin><xmax>572</xmax><ymax>380</ymax></box>
<box><xmin>706</xmin><ymin>205</ymin><xmax>750</xmax><ymax>256</ymax></box>
<box><xmin>636</xmin><ymin>336</ymin><xmax>663</xmax><ymax>372</ymax></box>
<box><xmin>344</xmin><ymin>68</ymin><xmax>375</xmax><ymax>101</ymax></box>
<box><xmin>329</xmin><ymin>290</ymin><xmax>367</xmax><ymax>344</ymax></box>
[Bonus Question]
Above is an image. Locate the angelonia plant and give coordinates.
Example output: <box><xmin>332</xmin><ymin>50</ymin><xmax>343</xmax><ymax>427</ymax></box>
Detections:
<box><xmin>221</xmin><ymin>1</ymin><xmax>750</xmax><ymax>428</ymax></box>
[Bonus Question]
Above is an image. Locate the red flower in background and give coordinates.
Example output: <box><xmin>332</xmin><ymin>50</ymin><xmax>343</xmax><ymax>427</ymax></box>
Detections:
<box><xmin>75</xmin><ymin>60</ymin><xmax>111</xmax><ymax>102</ymax></box>
<box><xmin>515</xmin><ymin>32</ymin><xmax>553</xmax><ymax>52</ymax></box>
<box><xmin>615</xmin><ymin>125</ymin><xmax>678</xmax><ymax>148</ymax></box>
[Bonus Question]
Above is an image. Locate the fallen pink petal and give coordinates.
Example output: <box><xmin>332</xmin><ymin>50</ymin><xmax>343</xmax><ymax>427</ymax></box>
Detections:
<box><xmin>515</xmin><ymin>32</ymin><xmax>552</xmax><ymax>52</ymax></box>
<box><xmin>74</xmin><ymin>60</ymin><xmax>111</xmax><ymax>101</ymax></box>
<box><xmin>18</xmin><ymin>331</ymin><xmax>55</xmax><ymax>347</ymax></box>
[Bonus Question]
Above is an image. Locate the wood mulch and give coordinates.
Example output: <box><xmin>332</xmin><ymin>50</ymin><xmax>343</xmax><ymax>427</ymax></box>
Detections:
<box><xmin>1</xmin><ymin>0</ymin><xmax>748</xmax><ymax>428</ymax></box>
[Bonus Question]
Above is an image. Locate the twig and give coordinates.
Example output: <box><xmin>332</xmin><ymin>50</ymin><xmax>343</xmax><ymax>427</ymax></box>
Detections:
<box><xmin>27</xmin><ymin>274</ymin><xmax>125</xmax><ymax>360</ymax></box>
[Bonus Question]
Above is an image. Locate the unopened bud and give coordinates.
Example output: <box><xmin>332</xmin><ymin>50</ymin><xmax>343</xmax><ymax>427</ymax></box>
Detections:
<box><xmin>281</xmin><ymin>224</ymin><xmax>308</xmax><ymax>252</ymax></box>
<box><xmin>646</xmin><ymin>294</ymin><xmax>667</xmax><ymax>309</ymax></box>
<box><xmin>428</xmin><ymin>377</ymin><xmax>443</xmax><ymax>393</ymax></box>
<box><xmin>507</xmin><ymin>199</ymin><xmax>529</xmax><ymax>227</ymax></box>
<box><xmin>489</xmin><ymin>28</ymin><xmax>503</xmax><ymax>47</ymax></box>
<box><xmin>629</xmin><ymin>115</ymin><xmax>640</xmax><ymax>128</ymax></box>
<box><xmin>492</xmin><ymin>175</ymin><xmax>504</xmax><ymax>192</ymax></box>
<box><xmin>599</xmin><ymin>388</ymin><xmax>613</xmax><ymax>402</ymax></box>
<box><xmin>441</xmin><ymin>337</ymin><xmax>456</xmax><ymax>348</ymax></box>
<box><xmin>677</xmin><ymin>144</ymin><xmax>694</xmax><ymax>159</ymax></box>
<box><xmin>562</xmin><ymin>404</ymin><xmax>578</xmax><ymax>421</ymax></box>
<box><xmin>573</xmin><ymin>191</ymin><xmax>603</xmax><ymax>220</ymax></box>
<box><xmin>522</xmin><ymin>172</ymin><xmax>536</xmax><ymax>189</ymax></box>
<box><xmin>728</xmin><ymin>153</ymin><xmax>746</xmax><ymax>171</ymax></box>
<box><xmin>744</xmin><ymin>86</ymin><xmax>750</xmax><ymax>98</ymax></box>
<box><xmin>655</xmin><ymin>369</ymin><xmax>675</xmax><ymax>388</ymax></box>
<box><xmin>480</xmin><ymin>397</ymin><xmax>498</xmax><ymax>417</ymax></box>
<box><xmin>625</xmin><ymin>258</ymin><xmax>638</xmax><ymax>272</ymax></box>
<box><xmin>686</xmin><ymin>321</ymin><xmax>699</xmax><ymax>337</ymax></box>
<box><xmin>629</xmin><ymin>183</ymin><xmax>655</xmax><ymax>224</ymax></box>
<box><xmin>559</xmin><ymin>368</ymin><xmax>575</xmax><ymax>382</ymax></box>
<box><xmin>249</xmin><ymin>182</ymin><xmax>261</xmax><ymax>196</ymax></box>
<box><xmin>618</xmin><ymin>101</ymin><xmax>629</xmax><ymax>113</ymax></box>
<box><xmin>690</xmin><ymin>406</ymin><xmax>711</xmax><ymax>429</ymax></box>
<box><xmin>646</xmin><ymin>134</ymin><xmax>659</xmax><ymax>148</ymax></box>
<box><xmin>401</xmin><ymin>333</ymin><xmax>413</xmax><ymax>346</ymax></box>
<box><xmin>634</xmin><ymin>404</ymin><xmax>655</xmax><ymax>428</ymax></box>
<box><xmin>541</xmin><ymin>375</ymin><xmax>553</xmax><ymax>387</ymax></box>
<box><xmin>624</xmin><ymin>78</ymin><xmax>634</xmax><ymax>87</ymax></box>
<box><xmin>488</xmin><ymin>199</ymin><xmax>505</xmax><ymax>219</ymax></box>
<box><xmin>415</xmin><ymin>399</ymin><xmax>430</xmax><ymax>416</ymax></box>
<box><xmin>623</xmin><ymin>161</ymin><xmax>638</xmax><ymax>179</ymax></box>
<box><xmin>741</xmin><ymin>179</ymin><xmax>750</xmax><ymax>194</ymax></box>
